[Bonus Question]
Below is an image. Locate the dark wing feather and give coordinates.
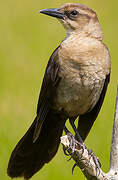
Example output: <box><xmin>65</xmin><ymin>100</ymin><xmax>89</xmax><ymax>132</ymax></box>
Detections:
<box><xmin>33</xmin><ymin>46</ymin><xmax>61</xmax><ymax>142</ymax></box>
<box><xmin>7</xmin><ymin>46</ymin><xmax>67</xmax><ymax>179</ymax></box>
<box><xmin>77</xmin><ymin>74</ymin><xmax>110</xmax><ymax>141</ymax></box>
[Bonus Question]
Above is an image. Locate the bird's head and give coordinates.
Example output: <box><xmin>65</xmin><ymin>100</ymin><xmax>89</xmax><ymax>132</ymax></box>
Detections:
<box><xmin>40</xmin><ymin>3</ymin><xmax>102</xmax><ymax>40</ymax></box>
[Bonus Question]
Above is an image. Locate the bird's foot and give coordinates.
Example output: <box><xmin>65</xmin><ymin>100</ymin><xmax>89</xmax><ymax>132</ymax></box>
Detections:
<box><xmin>63</xmin><ymin>132</ymin><xmax>76</xmax><ymax>160</ymax></box>
<box><xmin>63</xmin><ymin>126</ymin><xmax>72</xmax><ymax>156</ymax></box>
<box><xmin>63</xmin><ymin>131</ymin><xmax>85</xmax><ymax>163</ymax></box>
<box><xmin>67</xmin><ymin>133</ymin><xmax>76</xmax><ymax>161</ymax></box>
<box><xmin>63</xmin><ymin>125</ymin><xmax>76</xmax><ymax>159</ymax></box>
<box><xmin>88</xmin><ymin>149</ymin><xmax>101</xmax><ymax>176</ymax></box>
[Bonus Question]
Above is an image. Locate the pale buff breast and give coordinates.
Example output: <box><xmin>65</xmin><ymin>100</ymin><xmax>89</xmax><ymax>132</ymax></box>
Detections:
<box><xmin>53</xmin><ymin>35</ymin><xmax>111</xmax><ymax>117</ymax></box>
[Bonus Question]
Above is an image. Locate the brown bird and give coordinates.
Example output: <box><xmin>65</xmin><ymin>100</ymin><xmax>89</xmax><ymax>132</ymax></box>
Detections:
<box><xmin>7</xmin><ymin>3</ymin><xmax>111</xmax><ymax>179</ymax></box>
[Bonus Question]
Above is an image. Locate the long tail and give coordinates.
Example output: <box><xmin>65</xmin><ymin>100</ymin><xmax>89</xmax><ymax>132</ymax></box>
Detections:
<box><xmin>7</xmin><ymin>111</ymin><xmax>66</xmax><ymax>179</ymax></box>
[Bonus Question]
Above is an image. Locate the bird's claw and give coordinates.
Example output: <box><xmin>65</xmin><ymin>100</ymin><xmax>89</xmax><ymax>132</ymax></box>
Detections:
<box><xmin>76</xmin><ymin>141</ymin><xmax>85</xmax><ymax>156</ymax></box>
<box><xmin>72</xmin><ymin>163</ymin><xmax>78</xmax><ymax>174</ymax></box>
<box><xmin>63</xmin><ymin>146</ymin><xmax>70</xmax><ymax>156</ymax></box>
<box><xmin>88</xmin><ymin>149</ymin><xmax>101</xmax><ymax>177</ymax></box>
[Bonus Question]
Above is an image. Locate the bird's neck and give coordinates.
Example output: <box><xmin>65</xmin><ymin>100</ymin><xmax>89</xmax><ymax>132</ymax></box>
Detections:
<box><xmin>66</xmin><ymin>19</ymin><xmax>103</xmax><ymax>41</ymax></box>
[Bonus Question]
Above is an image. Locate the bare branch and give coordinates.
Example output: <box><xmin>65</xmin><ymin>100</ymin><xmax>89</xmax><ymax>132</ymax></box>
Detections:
<box><xmin>108</xmin><ymin>87</ymin><xmax>118</xmax><ymax>177</ymax></box>
<box><xmin>61</xmin><ymin>134</ymin><xmax>107</xmax><ymax>180</ymax></box>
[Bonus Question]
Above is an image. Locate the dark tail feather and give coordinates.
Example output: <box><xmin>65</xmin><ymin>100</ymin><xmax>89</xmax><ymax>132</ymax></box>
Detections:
<box><xmin>7</xmin><ymin>111</ymin><xmax>66</xmax><ymax>179</ymax></box>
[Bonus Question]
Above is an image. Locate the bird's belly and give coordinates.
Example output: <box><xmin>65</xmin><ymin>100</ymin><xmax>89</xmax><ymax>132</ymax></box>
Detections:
<box><xmin>53</xmin><ymin>71</ymin><xmax>105</xmax><ymax>117</ymax></box>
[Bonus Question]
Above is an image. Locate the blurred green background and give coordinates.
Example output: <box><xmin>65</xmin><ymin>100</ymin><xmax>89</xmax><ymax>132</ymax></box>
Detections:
<box><xmin>0</xmin><ymin>0</ymin><xmax>118</xmax><ymax>179</ymax></box>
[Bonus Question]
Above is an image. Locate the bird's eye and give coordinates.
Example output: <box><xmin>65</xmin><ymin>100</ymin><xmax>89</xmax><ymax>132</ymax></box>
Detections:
<box><xmin>64</xmin><ymin>10</ymin><xmax>79</xmax><ymax>19</ymax></box>
<box><xmin>70</xmin><ymin>10</ymin><xmax>78</xmax><ymax>16</ymax></box>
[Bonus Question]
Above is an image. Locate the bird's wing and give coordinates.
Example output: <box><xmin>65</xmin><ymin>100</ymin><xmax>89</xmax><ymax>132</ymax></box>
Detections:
<box><xmin>77</xmin><ymin>73</ymin><xmax>110</xmax><ymax>141</ymax></box>
<box><xmin>33</xmin><ymin>46</ymin><xmax>61</xmax><ymax>142</ymax></box>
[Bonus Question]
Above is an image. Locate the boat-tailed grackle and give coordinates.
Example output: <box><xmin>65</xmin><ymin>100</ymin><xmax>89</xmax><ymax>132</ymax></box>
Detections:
<box><xmin>7</xmin><ymin>3</ymin><xmax>111</xmax><ymax>179</ymax></box>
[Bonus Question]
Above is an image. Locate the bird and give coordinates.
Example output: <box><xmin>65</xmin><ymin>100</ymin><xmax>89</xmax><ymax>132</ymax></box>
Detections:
<box><xmin>7</xmin><ymin>3</ymin><xmax>111</xmax><ymax>179</ymax></box>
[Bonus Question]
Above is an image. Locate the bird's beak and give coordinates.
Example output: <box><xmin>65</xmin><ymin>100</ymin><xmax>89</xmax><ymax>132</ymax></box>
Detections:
<box><xmin>39</xmin><ymin>8</ymin><xmax>65</xmax><ymax>19</ymax></box>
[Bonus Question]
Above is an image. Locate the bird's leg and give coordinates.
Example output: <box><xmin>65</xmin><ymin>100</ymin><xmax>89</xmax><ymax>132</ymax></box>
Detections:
<box><xmin>63</xmin><ymin>124</ymin><xmax>83</xmax><ymax>162</ymax></box>
<box><xmin>68</xmin><ymin>118</ymin><xmax>86</xmax><ymax>164</ymax></box>
<box><xmin>69</xmin><ymin>118</ymin><xmax>83</xmax><ymax>143</ymax></box>
<box><xmin>64</xmin><ymin>125</ymin><xmax>70</xmax><ymax>134</ymax></box>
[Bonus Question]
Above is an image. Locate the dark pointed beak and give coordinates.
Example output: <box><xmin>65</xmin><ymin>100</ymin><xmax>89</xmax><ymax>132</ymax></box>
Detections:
<box><xmin>39</xmin><ymin>8</ymin><xmax>65</xmax><ymax>19</ymax></box>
